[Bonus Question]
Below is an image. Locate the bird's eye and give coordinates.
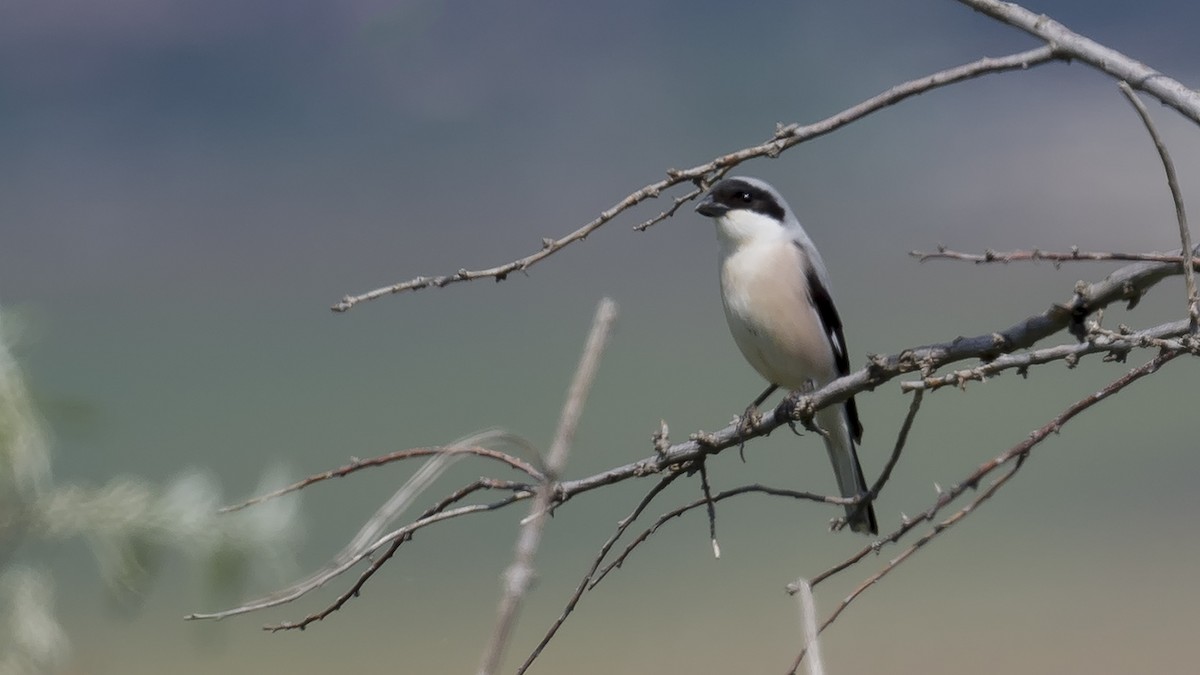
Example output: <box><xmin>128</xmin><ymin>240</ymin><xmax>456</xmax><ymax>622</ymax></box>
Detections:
<box><xmin>738</xmin><ymin>191</ymin><xmax>753</xmax><ymax>203</ymax></box>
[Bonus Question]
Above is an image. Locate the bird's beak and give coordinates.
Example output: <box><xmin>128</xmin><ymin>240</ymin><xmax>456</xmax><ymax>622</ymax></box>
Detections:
<box><xmin>695</xmin><ymin>195</ymin><xmax>728</xmax><ymax>218</ymax></box>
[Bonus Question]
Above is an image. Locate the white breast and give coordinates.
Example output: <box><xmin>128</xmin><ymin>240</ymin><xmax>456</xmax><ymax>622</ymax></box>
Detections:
<box><xmin>717</xmin><ymin>231</ymin><xmax>837</xmax><ymax>390</ymax></box>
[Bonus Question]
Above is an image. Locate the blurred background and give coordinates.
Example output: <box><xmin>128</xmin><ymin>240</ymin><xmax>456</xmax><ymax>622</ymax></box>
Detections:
<box><xmin>2</xmin><ymin>0</ymin><xmax>1199</xmax><ymax>673</ymax></box>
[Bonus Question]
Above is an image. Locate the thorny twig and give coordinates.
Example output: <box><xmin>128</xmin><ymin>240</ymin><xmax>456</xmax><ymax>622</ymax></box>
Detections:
<box><xmin>190</xmin><ymin>4</ymin><xmax>1200</xmax><ymax>670</ymax></box>
<box><xmin>192</xmin><ymin>251</ymin><xmax>1197</xmax><ymax>626</ymax></box>
<box><xmin>788</xmin><ymin>349</ymin><xmax>1185</xmax><ymax>672</ymax></box>
<box><xmin>900</xmin><ymin>318</ymin><xmax>1195</xmax><ymax>392</ymax></box>
<box><xmin>330</xmin><ymin>46</ymin><xmax>1056</xmax><ymax>312</ymax></box>
<box><xmin>911</xmin><ymin>246</ymin><xmax>1200</xmax><ymax>269</ymax></box>
<box><xmin>333</xmin><ymin>0</ymin><xmax>1200</xmax><ymax>315</ymax></box>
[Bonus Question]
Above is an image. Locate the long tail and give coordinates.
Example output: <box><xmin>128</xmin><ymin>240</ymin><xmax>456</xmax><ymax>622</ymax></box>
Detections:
<box><xmin>816</xmin><ymin>406</ymin><xmax>877</xmax><ymax>535</ymax></box>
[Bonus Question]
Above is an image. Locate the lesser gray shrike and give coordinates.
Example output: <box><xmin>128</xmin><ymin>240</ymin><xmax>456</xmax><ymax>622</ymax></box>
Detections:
<box><xmin>695</xmin><ymin>176</ymin><xmax>877</xmax><ymax>535</ymax></box>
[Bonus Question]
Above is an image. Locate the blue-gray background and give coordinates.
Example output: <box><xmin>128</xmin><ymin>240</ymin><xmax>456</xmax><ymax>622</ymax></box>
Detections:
<box><xmin>3</xmin><ymin>1</ymin><xmax>1199</xmax><ymax>672</ymax></box>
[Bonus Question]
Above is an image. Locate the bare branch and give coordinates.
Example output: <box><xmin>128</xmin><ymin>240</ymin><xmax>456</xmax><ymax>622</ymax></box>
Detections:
<box><xmin>1118</xmin><ymin>81</ymin><xmax>1198</xmax><ymax>332</ymax></box>
<box><xmin>1089</xmin><ymin>325</ymin><xmax>1200</xmax><ymax>353</ymax></box>
<box><xmin>855</xmin><ymin>389</ymin><xmax>923</xmax><ymax>513</ymax></box>
<box><xmin>911</xmin><ymin>247</ymin><xmax>1200</xmax><ymax>269</ymax></box>
<box><xmin>826</xmin><ymin>389</ymin><xmax>924</xmax><ymax>532</ymax></box>
<box><xmin>592</xmin><ymin>485</ymin><xmax>846</xmax><ymax>592</ymax></box>
<box><xmin>150</xmin><ymin>2</ymin><xmax>1200</xmax><ymax>668</ymax></box>
<box><xmin>792</xmin><ymin>578</ymin><xmax>826</xmax><ymax>675</ymax></box>
<box><xmin>812</xmin><ymin>350</ymin><xmax>1184</xmax><ymax>590</ymax></box>
<box><xmin>330</xmin><ymin>46</ymin><xmax>1056</xmax><ymax>312</ymax></box>
<box><xmin>900</xmin><ymin>318</ymin><xmax>1194</xmax><ymax>392</ymax></box>
<box><xmin>788</xmin><ymin>459</ymin><xmax>1028</xmax><ymax>672</ymax></box>
<box><xmin>552</xmin><ymin>254</ymin><xmax>1195</xmax><ymax>504</ymax></box>
<box><xmin>186</xmin><ymin>493</ymin><xmax>527</xmax><ymax>621</ymax></box>
<box><xmin>263</xmin><ymin>478</ymin><xmax>520</xmax><ymax>632</ymax></box>
<box><xmin>477</xmin><ymin>298</ymin><xmax>618</xmax><ymax>675</ymax></box>
<box><xmin>515</xmin><ymin>471</ymin><xmax>684</xmax><ymax>675</ymax></box>
<box><xmin>956</xmin><ymin>0</ymin><xmax>1200</xmax><ymax>124</ymax></box>
<box><xmin>191</xmin><ymin>432</ymin><xmax>536</xmax><ymax>625</ymax></box>
<box><xmin>789</xmin><ymin>349</ymin><xmax>1186</xmax><ymax>673</ymax></box>
<box><xmin>192</xmin><ymin>250</ymin><xmax>1197</xmax><ymax>628</ymax></box>
<box><xmin>543</xmin><ymin>299</ymin><xmax>619</xmax><ymax>477</ymax></box>
<box><xmin>632</xmin><ymin>184</ymin><xmax>709</xmax><ymax>232</ymax></box>
<box><xmin>697</xmin><ymin>461</ymin><xmax>720</xmax><ymax>559</ymax></box>
<box><xmin>219</xmin><ymin>444</ymin><xmax>542</xmax><ymax>514</ymax></box>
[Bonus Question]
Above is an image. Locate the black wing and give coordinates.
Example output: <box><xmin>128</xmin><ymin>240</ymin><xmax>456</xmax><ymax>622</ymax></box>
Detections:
<box><xmin>805</xmin><ymin>263</ymin><xmax>863</xmax><ymax>443</ymax></box>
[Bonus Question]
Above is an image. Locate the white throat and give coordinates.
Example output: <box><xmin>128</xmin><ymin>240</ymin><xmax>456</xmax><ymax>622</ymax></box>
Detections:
<box><xmin>714</xmin><ymin>209</ymin><xmax>788</xmax><ymax>254</ymax></box>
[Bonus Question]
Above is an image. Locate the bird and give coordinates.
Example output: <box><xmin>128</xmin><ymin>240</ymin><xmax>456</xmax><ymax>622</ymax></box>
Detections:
<box><xmin>695</xmin><ymin>176</ymin><xmax>877</xmax><ymax>535</ymax></box>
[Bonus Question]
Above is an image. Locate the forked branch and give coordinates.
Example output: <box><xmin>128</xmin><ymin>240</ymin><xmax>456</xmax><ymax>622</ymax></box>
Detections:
<box><xmin>787</xmin><ymin>349</ymin><xmax>1185</xmax><ymax>672</ymax></box>
<box><xmin>329</xmin><ymin>46</ymin><xmax>1056</xmax><ymax>312</ymax></box>
<box><xmin>188</xmin><ymin>3</ymin><xmax>1200</xmax><ymax>672</ymax></box>
<box><xmin>192</xmin><ymin>252</ymin><xmax>1198</xmax><ymax>628</ymax></box>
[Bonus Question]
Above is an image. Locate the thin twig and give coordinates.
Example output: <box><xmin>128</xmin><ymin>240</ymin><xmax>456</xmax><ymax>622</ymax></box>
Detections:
<box><xmin>477</xmin><ymin>298</ymin><xmax>618</xmax><ymax>675</ymax></box>
<box><xmin>829</xmin><ymin>389</ymin><xmax>923</xmax><ymax>532</ymax></box>
<box><xmin>193</xmin><ymin>431</ymin><xmax>534</xmax><ymax>621</ymax></box>
<box><xmin>263</xmin><ymin>478</ymin><xmax>518</xmax><ymax>632</ymax></box>
<box><xmin>1118</xmin><ymin>81</ymin><xmax>1198</xmax><ymax>332</ymax></box>
<box><xmin>911</xmin><ymin>247</ymin><xmax>1200</xmax><ymax>269</ymax></box>
<box><xmin>955</xmin><ymin>0</ymin><xmax>1200</xmax><ymax>124</ymax></box>
<box><xmin>793</xmin><ymin>578</ymin><xmax>826</xmax><ymax>675</ymax></box>
<box><xmin>900</xmin><ymin>318</ymin><xmax>1192</xmax><ymax>391</ymax></box>
<box><xmin>174</xmin><ymin>5</ymin><xmax>1200</xmax><ymax>665</ymax></box>
<box><xmin>186</xmin><ymin>494</ymin><xmax>527</xmax><ymax>621</ymax></box>
<box><xmin>845</xmin><ymin>389</ymin><xmax>923</xmax><ymax>529</ymax></box>
<box><xmin>1090</xmin><ymin>325</ymin><xmax>1200</xmax><ymax>354</ymax></box>
<box><xmin>788</xmin><ymin>458</ymin><xmax>1028</xmax><ymax>672</ymax></box>
<box><xmin>515</xmin><ymin>471</ymin><xmax>684</xmax><ymax>675</ymax></box>
<box><xmin>813</xmin><ymin>349</ymin><xmax>1184</xmax><ymax>588</ymax></box>
<box><xmin>592</xmin><ymin>485</ymin><xmax>846</xmax><ymax>590</ymax></box>
<box><xmin>551</xmin><ymin>253</ymin><xmax>1195</xmax><ymax>505</ymax></box>
<box><xmin>219</xmin><ymin>444</ymin><xmax>542</xmax><ymax>514</ymax></box>
<box><xmin>192</xmin><ymin>255</ymin><xmax>1195</xmax><ymax>625</ymax></box>
<box><xmin>330</xmin><ymin>46</ymin><xmax>1056</xmax><ymax>312</ymax></box>
<box><xmin>633</xmin><ymin>184</ymin><xmax>709</xmax><ymax>232</ymax></box>
<box><xmin>789</xmin><ymin>348</ymin><xmax>1185</xmax><ymax>673</ymax></box>
<box><xmin>784</xmin><ymin>388</ymin><xmax>921</xmax><ymax>556</ymax></box>
<box><xmin>697</xmin><ymin>461</ymin><xmax>720</xmax><ymax>558</ymax></box>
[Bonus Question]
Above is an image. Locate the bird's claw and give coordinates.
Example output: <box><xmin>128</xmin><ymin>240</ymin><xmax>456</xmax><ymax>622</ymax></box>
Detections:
<box><xmin>736</xmin><ymin>404</ymin><xmax>762</xmax><ymax>462</ymax></box>
<box><xmin>775</xmin><ymin>392</ymin><xmax>804</xmax><ymax>436</ymax></box>
<box><xmin>779</xmin><ymin>390</ymin><xmax>827</xmax><ymax>438</ymax></box>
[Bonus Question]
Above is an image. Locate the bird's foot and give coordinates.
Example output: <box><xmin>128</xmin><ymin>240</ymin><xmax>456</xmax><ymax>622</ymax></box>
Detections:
<box><xmin>776</xmin><ymin>391</ymin><xmax>805</xmax><ymax>436</ymax></box>
<box><xmin>735</xmin><ymin>403</ymin><xmax>763</xmax><ymax>462</ymax></box>
<box><xmin>778</xmin><ymin>390</ymin><xmax>827</xmax><ymax>438</ymax></box>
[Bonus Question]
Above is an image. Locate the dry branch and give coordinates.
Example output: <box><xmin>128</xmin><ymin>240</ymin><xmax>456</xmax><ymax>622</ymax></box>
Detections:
<box><xmin>912</xmin><ymin>247</ymin><xmax>1200</xmax><ymax>268</ymax></box>
<box><xmin>263</xmin><ymin>478</ymin><xmax>516</xmax><ymax>632</ymax></box>
<box><xmin>192</xmin><ymin>251</ymin><xmax>1198</xmax><ymax>627</ymax></box>
<box><xmin>477</xmin><ymin>298</ymin><xmax>618</xmax><ymax>675</ymax></box>
<box><xmin>788</xmin><ymin>349</ymin><xmax>1185</xmax><ymax>672</ymax></box>
<box><xmin>1117</xmin><ymin>81</ymin><xmax>1199</xmax><ymax>331</ymax></box>
<box><xmin>330</xmin><ymin>46</ymin><xmax>1055</xmax><ymax>313</ymax></box>
<box><xmin>900</xmin><ymin>318</ymin><xmax>1195</xmax><ymax>391</ymax></box>
<box><xmin>187</xmin><ymin>3</ymin><xmax>1200</xmax><ymax>671</ymax></box>
<box><xmin>547</xmin><ymin>253</ymin><xmax>1197</xmax><ymax>498</ymax></box>
<box><xmin>514</xmin><ymin>472</ymin><xmax>684</xmax><ymax>675</ymax></box>
<box><xmin>219</xmin><ymin>445</ymin><xmax>542</xmax><ymax>514</ymax></box>
<box><xmin>331</xmin><ymin>0</ymin><xmax>1200</xmax><ymax>315</ymax></box>
<box><xmin>956</xmin><ymin>0</ymin><xmax>1200</xmax><ymax>124</ymax></box>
